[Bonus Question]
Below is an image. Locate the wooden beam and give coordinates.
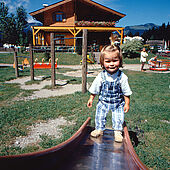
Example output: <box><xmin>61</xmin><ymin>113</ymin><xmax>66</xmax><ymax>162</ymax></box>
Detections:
<box><xmin>29</xmin><ymin>44</ymin><xmax>34</xmax><ymax>81</ymax></box>
<box><xmin>82</xmin><ymin>29</ymin><xmax>88</xmax><ymax>93</ymax></box>
<box><xmin>75</xmin><ymin>29</ymin><xmax>82</xmax><ymax>36</ymax></box>
<box><xmin>68</xmin><ymin>28</ymin><xmax>74</xmax><ymax>35</ymax></box>
<box><xmin>31</xmin><ymin>26</ymin><xmax>124</xmax><ymax>31</ymax></box>
<box><xmin>14</xmin><ymin>49</ymin><xmax>19</xmax><ymax>78</ymax></box>
<box><xmin>68</xmin><ymin>28</ymin><xmax>82</xmax><ymax>53</ymax></box>
<box><xmin>42</xmin><ymin>33</ymin><xmax>45</xmax><ymax>45</ymax></box>
<box><xmin>31</xmin><ymin>27</ymin><xmax>35</xmax><ymax>46</ymax></box>
<box><xmin>34</xmin><ymin>28</ymin><xmax>40</xmax><ymax>35</ymax></box>
<box><xmin>116</xmin><ymin>30</ymin><xmax>121</xmax><ymax>35</ymax></box>
<box><xmin>120</xmin><ymin>29</ymin><xmax>124</xmax><ymax>45</ymax></box>
<box><xmin>31</xmin><ymin>26</ymin><xmax>124</xmax><ymax>47</ymax></box>
<box><xmin>73</xmin><ymin>29</ymin><xmax>76</xmax><ymax>53</ymax></box>
<box><xmin>51</xmin><ymin>33</ymin><xmax>56</xmax><ymax>89</ymax></box>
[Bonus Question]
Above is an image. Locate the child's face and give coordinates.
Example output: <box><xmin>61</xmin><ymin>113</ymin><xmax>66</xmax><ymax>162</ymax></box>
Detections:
<box><xmin>142</xmin><ymin>48</ymin><xmax>146</xmax><ymax>52</ymax></box>
<box><xmin>103</xmin><ymin>51</ymin><xmax>120</xmax><ymax>74</ymax></box>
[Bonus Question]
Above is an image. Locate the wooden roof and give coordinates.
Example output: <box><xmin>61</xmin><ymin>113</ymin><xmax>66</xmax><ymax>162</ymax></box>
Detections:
<box><xmin>29</xmin><ymin>0</ymin><xmax>126</xmax><ymax>18</ymax></box>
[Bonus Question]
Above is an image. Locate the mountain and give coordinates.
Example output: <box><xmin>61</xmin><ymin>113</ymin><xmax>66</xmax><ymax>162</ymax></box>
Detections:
<box><xmin>124</xmin><ymin>23</ymin><xmax>159</xmax><ymax>36</ymax></box>
<box><xmin>24</xmin><ymin>22</ymin><xmax>42</xmax><ymax>32</ymax></box>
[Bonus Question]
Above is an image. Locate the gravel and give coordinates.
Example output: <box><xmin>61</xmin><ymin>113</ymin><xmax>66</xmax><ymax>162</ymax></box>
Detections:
<box><xmin>14</xmin><ymin>117</ymin><xmax>74</xmax><ymax>148</ymax></box>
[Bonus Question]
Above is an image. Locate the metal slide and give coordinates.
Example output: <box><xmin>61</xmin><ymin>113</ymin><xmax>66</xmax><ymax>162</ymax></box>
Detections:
<box><xmin>0</xmin><ymin>117</ymin><xmax>148</xmax><ymax>170</ymax></box>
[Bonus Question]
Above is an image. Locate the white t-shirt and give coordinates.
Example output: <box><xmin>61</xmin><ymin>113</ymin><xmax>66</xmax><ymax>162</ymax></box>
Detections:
<box><xmin>140</xmin><ymin>51</ymin><xmax>148</xmax><ymax>62</ymax></box>
<box><xmin>89</xmin><ymin>70</ymin><xmax>132</xmax><ymax>96</ymax></box>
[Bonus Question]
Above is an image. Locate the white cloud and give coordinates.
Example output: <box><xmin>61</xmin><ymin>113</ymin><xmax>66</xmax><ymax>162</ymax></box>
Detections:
<box><xmin>2</xmin><ymin>0</ymin><xmax>30</xmax><ymax>13</ymax></box>
<box><xmin>27</xmin><ymin>16</ymin><xmax>41</xmax><ymax>23</ymax></box>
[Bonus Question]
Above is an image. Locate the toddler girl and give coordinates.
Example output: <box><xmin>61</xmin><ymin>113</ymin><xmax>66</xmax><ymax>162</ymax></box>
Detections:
<box><xmin>87</xmin><ymin>44</ymin><xmax>132</xmax><ymax>142</ymax></box>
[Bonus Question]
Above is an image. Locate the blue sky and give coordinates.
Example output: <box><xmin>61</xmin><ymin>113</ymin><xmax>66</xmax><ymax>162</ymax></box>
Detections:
<box><xmin>3</xmin><ymin>0</ymin><xmax>170</xmax><ymax>27</ymax></box>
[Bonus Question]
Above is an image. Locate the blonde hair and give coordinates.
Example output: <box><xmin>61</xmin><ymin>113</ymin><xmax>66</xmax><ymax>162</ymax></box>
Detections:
<box><xmin>100</xmin><ymin>45</ymin><xmax>123</xmax><ymax>69</ymax></box>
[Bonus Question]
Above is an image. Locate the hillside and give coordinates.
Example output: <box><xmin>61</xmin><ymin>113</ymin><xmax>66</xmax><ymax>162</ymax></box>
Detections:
<box><xmin>124</xmin><ymin>23</ymin><xmax>159</xmax><ymax>35</ymax></box>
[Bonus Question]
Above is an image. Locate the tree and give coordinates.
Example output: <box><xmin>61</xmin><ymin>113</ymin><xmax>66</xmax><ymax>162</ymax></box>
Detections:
<box><xmin>121</xmin><ymin>40</ymin><xmax>143</xmax><ymax>58</ymax></box>
<box><xmin>166</xmin><ymin>22</ymin><xmax>170</xmax><ymax>47</ymax></box>
<box><xmin>127</xmin><ymin>32</ymin><xmax>133</xmax><ymax>37</ymax></box>
<box><xmin>0</xmin><ymin>3</ymin><xmax>31</xmax><ymax>47</ymax></box>
<box><xmin>134</xmin><ymin>32</ymin><xmax>140</xmax><ymax>36</ymax></box>
<box><xmin>141</xmin><ymin>23</ymin><xmax>170</xmax><ymax>41</ymax></box>
<box><xmin>0</xmin><ymin>2</ymin><xmax>9</xmax><ymax>44</ymax></box>
<box><xmin>15</xmin><ymin>6</ymin><xmax>28</xmax><ymax>46</ymax></box>
<box><xmin>3</xmin><ymin>13</ymin><xmax>18</xmax><ymax>44</ymax></box>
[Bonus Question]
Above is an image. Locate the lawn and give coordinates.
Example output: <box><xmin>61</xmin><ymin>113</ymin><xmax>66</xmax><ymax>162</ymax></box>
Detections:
<box><xmin>0</xmin><ymin>53</ymin><xmax>169</xmax><ymax>169</ymax></box>
<box><xmin>0</xmin><ymin>50</ymin><xmax>159</xmax><ymax>65</ymax></box>
<box><xmin>0</xmin><ymin>52</ymin><xmax>82</xmax><ymax>65</ymax></box>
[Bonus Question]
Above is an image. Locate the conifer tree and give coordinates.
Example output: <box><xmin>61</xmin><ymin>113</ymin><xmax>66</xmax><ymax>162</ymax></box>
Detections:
<box><xmin>15</xmin><ymin>6</ymin><xmax>28</xmax><ymax>46</ymax></box>
<box><xmin>0</xmin><ymin>2</ymin><xmax>9</xmax><ymax>44</ymax></box>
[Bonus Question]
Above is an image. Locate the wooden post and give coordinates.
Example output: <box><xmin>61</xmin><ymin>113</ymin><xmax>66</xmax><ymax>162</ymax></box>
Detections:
<box><xmin>51</xmin><ymin>33</ymin><xmax>56</xmax><ymax>89</ymax></box>
<box><xmin>120</xmin><ymin>29</ymin><xmax>124</xmax><ymax>45</ymax></box>
<box><xmin>14</xmin><ymin>49</ymin><xmax>19</xmax><ymax>78</ymax></box>
<box><xmin>82</xmin><ymin>29</ymin><xmax>88</xmax><ymax>93</ymax></box>
<box><xmin>29</xmin><ymin>44</ymin><xmax>34</xmax><ymax>81</ymax></box>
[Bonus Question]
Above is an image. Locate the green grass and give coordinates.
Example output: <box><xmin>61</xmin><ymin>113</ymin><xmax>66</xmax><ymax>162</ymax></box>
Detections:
<box><xmin>0</xmin><ymin>52</ymin><xmax>82</xmax><ymax>65</ymax></box>
<box><xmin>0</xmin><ymin>58</ymin><xmax>169</xmax><ymax>169</ymax></box>
<box><xmin>124</xmin><ymin>71</ymin><xmax>170</xmax><ymax>169</ymax></box>
<box><xmin>0</xmin><ymin>51</ymin><xmax>162</xmax><ymax>66</ymax></box>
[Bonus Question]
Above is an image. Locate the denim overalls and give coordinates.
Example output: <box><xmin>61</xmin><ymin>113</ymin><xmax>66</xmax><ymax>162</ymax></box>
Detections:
<box><xmin>95</xmin><ymin>70</ymin><xmax>125</xmax><ymax>131</ymax></box>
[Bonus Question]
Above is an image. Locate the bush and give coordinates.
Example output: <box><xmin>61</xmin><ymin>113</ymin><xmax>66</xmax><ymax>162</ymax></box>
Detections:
<box><xmin>121</xmin><ymin>40</ymin><xmax>143</xmax><ymax>58</ymax></box>
<box><xmin>44</xmin><ymin>52</ymin><xmax>51</xmax><ymax>62</ymax></box>
<box><xmin>152</xmin><ymin>45</ymin><xmax>158</xmax><ymax>54</ymax></box>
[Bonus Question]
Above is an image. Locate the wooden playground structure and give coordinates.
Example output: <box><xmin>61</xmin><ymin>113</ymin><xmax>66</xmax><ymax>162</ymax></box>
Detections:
<box><xmin>13</xmin><ymin>30</ymin><xmax>88</xmax><ymax>93</ymax></box>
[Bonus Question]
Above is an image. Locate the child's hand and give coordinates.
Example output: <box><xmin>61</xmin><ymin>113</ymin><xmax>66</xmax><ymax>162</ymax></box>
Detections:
<box><xmin>87</xmin><ymin>99</ymin><xmax>93</xmax><ymax>108</ymax></box>
<box><xmin>124</xmin><ymin>96</ymin><xmax>130</xmax><ymax>113</ymax></box>
<box><xmin>124</xmin><ymin>104</ymin><xmax>130</xmax><ymax>113</ymax></box>
<box><xmin>87</xmin><ymin>94</ymin><xmax>96</xmax><ymax>108</ymax></box>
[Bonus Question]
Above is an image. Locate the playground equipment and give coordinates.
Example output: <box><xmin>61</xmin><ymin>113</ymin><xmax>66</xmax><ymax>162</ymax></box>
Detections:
<box><xmin>13</xmin><ymin>30</ymin><xmax>88</xmax><ymax>92</ymax></box>
<box><xmin>13</xmin><ymin>56</ymin><xmax>29</xmax><ymax>70</ymax></box>
<box><xmin>80</xmin><ymin>54</ymin><xmax>95</xmax><ymax>64</ymax></box>
<box><xmin>0</xmin><ymin>117</ymin><xmax>148</xmax><ymax>170</ymax></box>
<box><xmin>148</xmin><ymin>59</ymin><xmax>170</xmax><ymax>71</ymax></box>
<box><xmin>33</xmin><ymin>58</ymin><xmax>58</xmax><ymax>69</ymax></box>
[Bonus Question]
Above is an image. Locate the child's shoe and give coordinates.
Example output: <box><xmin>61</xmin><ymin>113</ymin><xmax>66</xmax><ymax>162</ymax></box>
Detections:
<box><xmin>90</xmin><ymin>136</ymin><xmax>102</xmax><ymax>144</ymax></box>
<box><xmin>113</xmin><ymin>141</ymin><xmax>123</xmax><ymax>150</ymax></box>
<box><xmin>90</xmin><ymin>129</ymin><xmax>103</xmax><ymax>138</ymax></box>
<box><xmin>114</xmin><ymin>131</ymin><xmax>123</xmax><ymax>143</ymax></box>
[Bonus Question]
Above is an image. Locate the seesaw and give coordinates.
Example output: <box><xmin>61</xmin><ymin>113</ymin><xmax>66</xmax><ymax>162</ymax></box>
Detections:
<box><xmin>33</xmin><ymin>58</ymin><xmax>58</xmax><ymax>69</ymax></box>
<box><xmin>0</xmin><ymin>117</ymin><xmax>148</xmax><ymax>170</ymax></box>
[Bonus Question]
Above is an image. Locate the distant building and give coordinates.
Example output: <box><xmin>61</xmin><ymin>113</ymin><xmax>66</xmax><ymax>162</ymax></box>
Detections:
<box><xmin>145</xmin><ymin>40</ymin><xmax>164</xmax><ymax>49</ymax></box>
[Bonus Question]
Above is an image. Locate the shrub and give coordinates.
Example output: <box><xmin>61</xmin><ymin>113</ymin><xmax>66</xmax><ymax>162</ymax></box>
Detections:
<box><xmin>121</xmin><ymin>40</ymin><xmax>143</xmax><ymax>58</ymax></box>
<box><xmin>44</xmin><ymin>52</ymin><xmax>51</xmax><ymax>62</ymax></box>
<box><xmin>152</xmin><ymin>45</ymin><xmax>158</xmax><ymax>54</ymax></box>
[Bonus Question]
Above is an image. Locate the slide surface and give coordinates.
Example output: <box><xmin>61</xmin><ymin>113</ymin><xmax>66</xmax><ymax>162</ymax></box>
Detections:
<box><xmin>0</xmin><ymin>118</ymin><xmax>147</xmax><ymax>170</ymax></box>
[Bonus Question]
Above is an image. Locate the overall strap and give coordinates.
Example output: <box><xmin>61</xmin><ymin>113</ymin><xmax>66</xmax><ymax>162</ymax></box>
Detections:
<box><xmin>117</xmin><ymin>69</ymin><xmax>122</xmax><ymax>81</ymax></box>
<box><xmin>101</xmin><ymin>70</ymin><xmax>106</xmax><ymax>81</ymax></box>
<box><xmin>117</xmin><ymin>69</ymin><xmax>122</xmax><ymax>77</ymax></box>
